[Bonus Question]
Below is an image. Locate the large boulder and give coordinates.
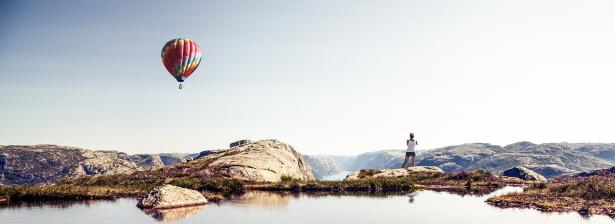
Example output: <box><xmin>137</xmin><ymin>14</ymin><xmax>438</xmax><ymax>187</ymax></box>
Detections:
<box><xmin>137</xmin><ymin>185</ymin><xmax>208</xmax><ymax>209</ymax></box>
<box><xmin>230</xmin><ymin>139</ymin><xmax>252</xmax><ymax>148</ymax></box>
<box><xmin>345</xmin><ymin>166</ymin><xmax>444</xmax><ymax>180</ymax></box>
<box><xmin>502</xmin><ymin>166</ymin><xmax>547</xmax><ymax>182</ymax></box>
<box><xmin>174</xmin><ymin>139</ymin><xmax>314</xmax><ymax>182</ymax></box>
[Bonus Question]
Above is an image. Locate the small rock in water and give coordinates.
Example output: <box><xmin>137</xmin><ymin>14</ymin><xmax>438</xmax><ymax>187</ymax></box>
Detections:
<box><xmin>137</xmin><ymin>185</ymin><xmax>208</xmax><ymax>209</ymax></box>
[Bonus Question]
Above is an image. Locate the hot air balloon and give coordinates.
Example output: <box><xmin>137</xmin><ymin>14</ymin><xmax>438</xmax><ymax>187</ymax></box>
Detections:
<box><xmin>161</xmin><ymin>38</ymin><xmax>202</xmax><ymax>89</ymax></box>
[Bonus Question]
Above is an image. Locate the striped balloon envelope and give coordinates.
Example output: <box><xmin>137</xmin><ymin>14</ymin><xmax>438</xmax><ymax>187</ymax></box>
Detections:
<box><xmin>161</xmin><ymin>38</ymin><xmax>202</xmax><ymax>89</ymax></box>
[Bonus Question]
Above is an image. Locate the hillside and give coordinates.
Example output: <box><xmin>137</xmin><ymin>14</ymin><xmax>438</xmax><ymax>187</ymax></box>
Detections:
<box><xmin>0</xmin><ymin>140</ymin><xmax>312</xmax><ymax>185</ymax></box>
<box><xmin>0</xmin><ymin>145</ymin><xmax>192</xmax><ymax>185</ymax></box>
<box><xmin>306</xmin><ymin>142</ymin><xmax>615</xmax><ymax>179</ymax></box>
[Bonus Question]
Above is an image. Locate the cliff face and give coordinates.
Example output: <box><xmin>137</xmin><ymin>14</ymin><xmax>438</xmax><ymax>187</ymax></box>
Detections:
<box><xmin>303</xmin><ymin>155</ymin><xmax>353</xmax><ymax>179</ymax></box>
<box><xmin>306</xmin><ymin>142</ymin><xmax>615</xmax><ymax>179</ymax></box>
<box><xmin>172</xmin><ymin>139</ymin><xmax>315</xmax><ymax>182</ymax></box>
<box><xmin>0</xmin><ymin>145</ymin><xmax>194</xmax><ymax>185</ymax></box>
<box><xmin>347</xmin><ymin>150</ymin><xmax>405</xmax><ymax>171</ymax></box>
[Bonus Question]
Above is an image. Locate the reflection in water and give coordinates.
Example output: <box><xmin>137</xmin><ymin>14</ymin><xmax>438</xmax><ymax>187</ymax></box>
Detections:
<box><xmin>426</xmin><ymin>185</ymin><xmax>509</xmax><ymax>196</ymax></box>
<box><xmin>486</xmin><ymin>186</ymin><xmax>524</xmax><ymax>197</ymax></box>
<box><xmin>229</xmin><ymin>191</ymin><xmax>408</xmax><ymax>208</ymax></box>
<box><xmin>0</xmin><ymin>199</ymin><xmax>116</xmax><ymax>209</ymax></box>
<box><xmin>405</xmin><ymin>191</ymin><xmax>419</xmax><ymax>204</ymax></box>
<box><xmin>141</xmin><ymin>205</ymin><xmax>206</xmax><ymax>223</ymax></box>
<box><xmin>294</xmin><ymin>191</ymin><xmax>406</xmax><ymax>200</ymax></box>
<box><xmin>228</xmin><ymin>191</ymin><xmax>292</xmax><ymax>207</ymax></box>
<box><xmin>405</xmin><ymin>186</ymin><xmax>523</xmax><ymax>206</ymax></box>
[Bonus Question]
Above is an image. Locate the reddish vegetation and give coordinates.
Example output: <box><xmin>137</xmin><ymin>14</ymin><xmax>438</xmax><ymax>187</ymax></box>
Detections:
<box><xmin>487</xmin><ymin>171</ymin><xmax>615</xmax><ymax>218</ymax></box>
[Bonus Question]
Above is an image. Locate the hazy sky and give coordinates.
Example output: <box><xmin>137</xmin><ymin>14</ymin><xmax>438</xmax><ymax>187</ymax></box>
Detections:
<box><xmin>2</xmin><ymin>0</ymin><xmax>615</xmax><ymax>155</ymax></box>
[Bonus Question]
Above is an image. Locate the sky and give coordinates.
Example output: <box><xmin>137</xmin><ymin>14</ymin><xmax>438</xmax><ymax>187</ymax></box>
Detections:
<box><xmin>2</xmin><ymin>0</ymin><xmax>615</xmax><ymax>155</ymax></box>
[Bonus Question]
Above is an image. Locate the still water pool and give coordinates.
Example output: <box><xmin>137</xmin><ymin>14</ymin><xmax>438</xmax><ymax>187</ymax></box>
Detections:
<box><xmin>0</xmin><ymin>187</ymin><xmax>612</xmax><ymax>224</ymax></box>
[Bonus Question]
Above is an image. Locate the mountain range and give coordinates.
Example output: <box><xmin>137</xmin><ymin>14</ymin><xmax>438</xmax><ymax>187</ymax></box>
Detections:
<box><xmin>2</xmin><ymin>141</ymin><xmax>614</xmax><ymax>185</ymax></box>
<box><xmin>305</xmin><ymin>142</ymin><xmax>615</xmax><ymax>179</ymax></box>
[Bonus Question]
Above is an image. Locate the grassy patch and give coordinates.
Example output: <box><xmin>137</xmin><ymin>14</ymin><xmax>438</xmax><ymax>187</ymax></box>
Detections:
<box><xmin>0</xmin><ymin>185</ymin><xmax>138</xmax><ymax>201</ymax></box>
<box><xmin>0</xmin><ymin>174</ymin><xmax>243</xmax><ymax>203</ymax></box>
<box><xmin>357</xmin><ymin>169</ymin><xmax>383</xmax><ymax>178</ymax></box>
<box><xmin>168</xmin><ymin>178</ymin><xmax>245</xmax><ymax>194</ymax></box>
<box><xmin>280</xmin><ymin>175</ymin><xmax>295</xmax><ymax>182</ymax></box>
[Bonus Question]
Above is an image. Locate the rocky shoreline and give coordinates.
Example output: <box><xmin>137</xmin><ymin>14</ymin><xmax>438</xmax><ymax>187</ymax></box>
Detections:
<box><xmin>0</xmin><ymin>167</ymin><xmax>516</xmax><ymax>199</ymax></box>
<box><xmin>2</xmin><ymin>169</ymin><xmax>612</xmax><ymax>219</ymax></box>
<box><xmin>0</xmin><ymin>167</ymin><xmax>533</xmax><ymax>204</ymax></box>
<box><xmin>2</xmin><ymin>140</ymin><xmax>613</xmax><ymax>219</ymax></box>
<box><xmin>486</xmin><ymin>168</ymin><xmax>615</xmax><ymax>218</ymax></box>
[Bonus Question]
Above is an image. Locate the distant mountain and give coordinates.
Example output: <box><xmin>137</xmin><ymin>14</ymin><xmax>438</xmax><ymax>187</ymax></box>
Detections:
<box><xmin>0</xmin><ymin>145</ymin><xmax>195</xmax><ymax>185</ymax></box>
<box><xmin>303</xmin><ymin>155</ymin><xmax>353</xmax><ymax>179</ymax></box>
<box><xmin>305</xmin><ymin>142</ymin><xmax>615</xmax><ymax>179</ymax></box>
<box><xmin>347</xmin><ymin>150</ymin><xmax>405</xmax><ymax>171</ymax></box>
<box><xmin>133</xmin><ymin>153</ymin><xmax>195</xmax><ymax>168</ymax></box>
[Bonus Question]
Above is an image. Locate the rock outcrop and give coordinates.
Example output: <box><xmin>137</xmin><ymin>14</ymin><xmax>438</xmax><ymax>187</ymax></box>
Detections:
<box><xmin>172</xmin><ymin>139</ymin><xmax>314</xmax><ymax>182</ymax></box>
<box><xmin>345</xmin><ymin>166</ymin><xmax>444</xmax><ymax>180</ymax></box>
<box><xmin>502</xmin><ymin>166</ymin><xmax>547</xmax><ymax>182</ymax></box>
<box><xmin>0</xmin><ymin>145</ymin><xmax>195</xmax><ymax>185</ymax></box>
<box><xmin>307</xmin><ymin>142</ymin><xmax>615</xmax><ymax>179</ymax></box>
<box><xmin>137</xmin><ymin>185</ymin><xmax>208</xmax><ymax>209</ymax></box>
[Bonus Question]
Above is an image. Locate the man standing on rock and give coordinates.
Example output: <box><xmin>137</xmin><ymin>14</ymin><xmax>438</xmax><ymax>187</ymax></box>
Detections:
<box><xmin>402</xmin><ymin>132</ymin><xmax>418</xmax><ymax>168</ymax></box>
